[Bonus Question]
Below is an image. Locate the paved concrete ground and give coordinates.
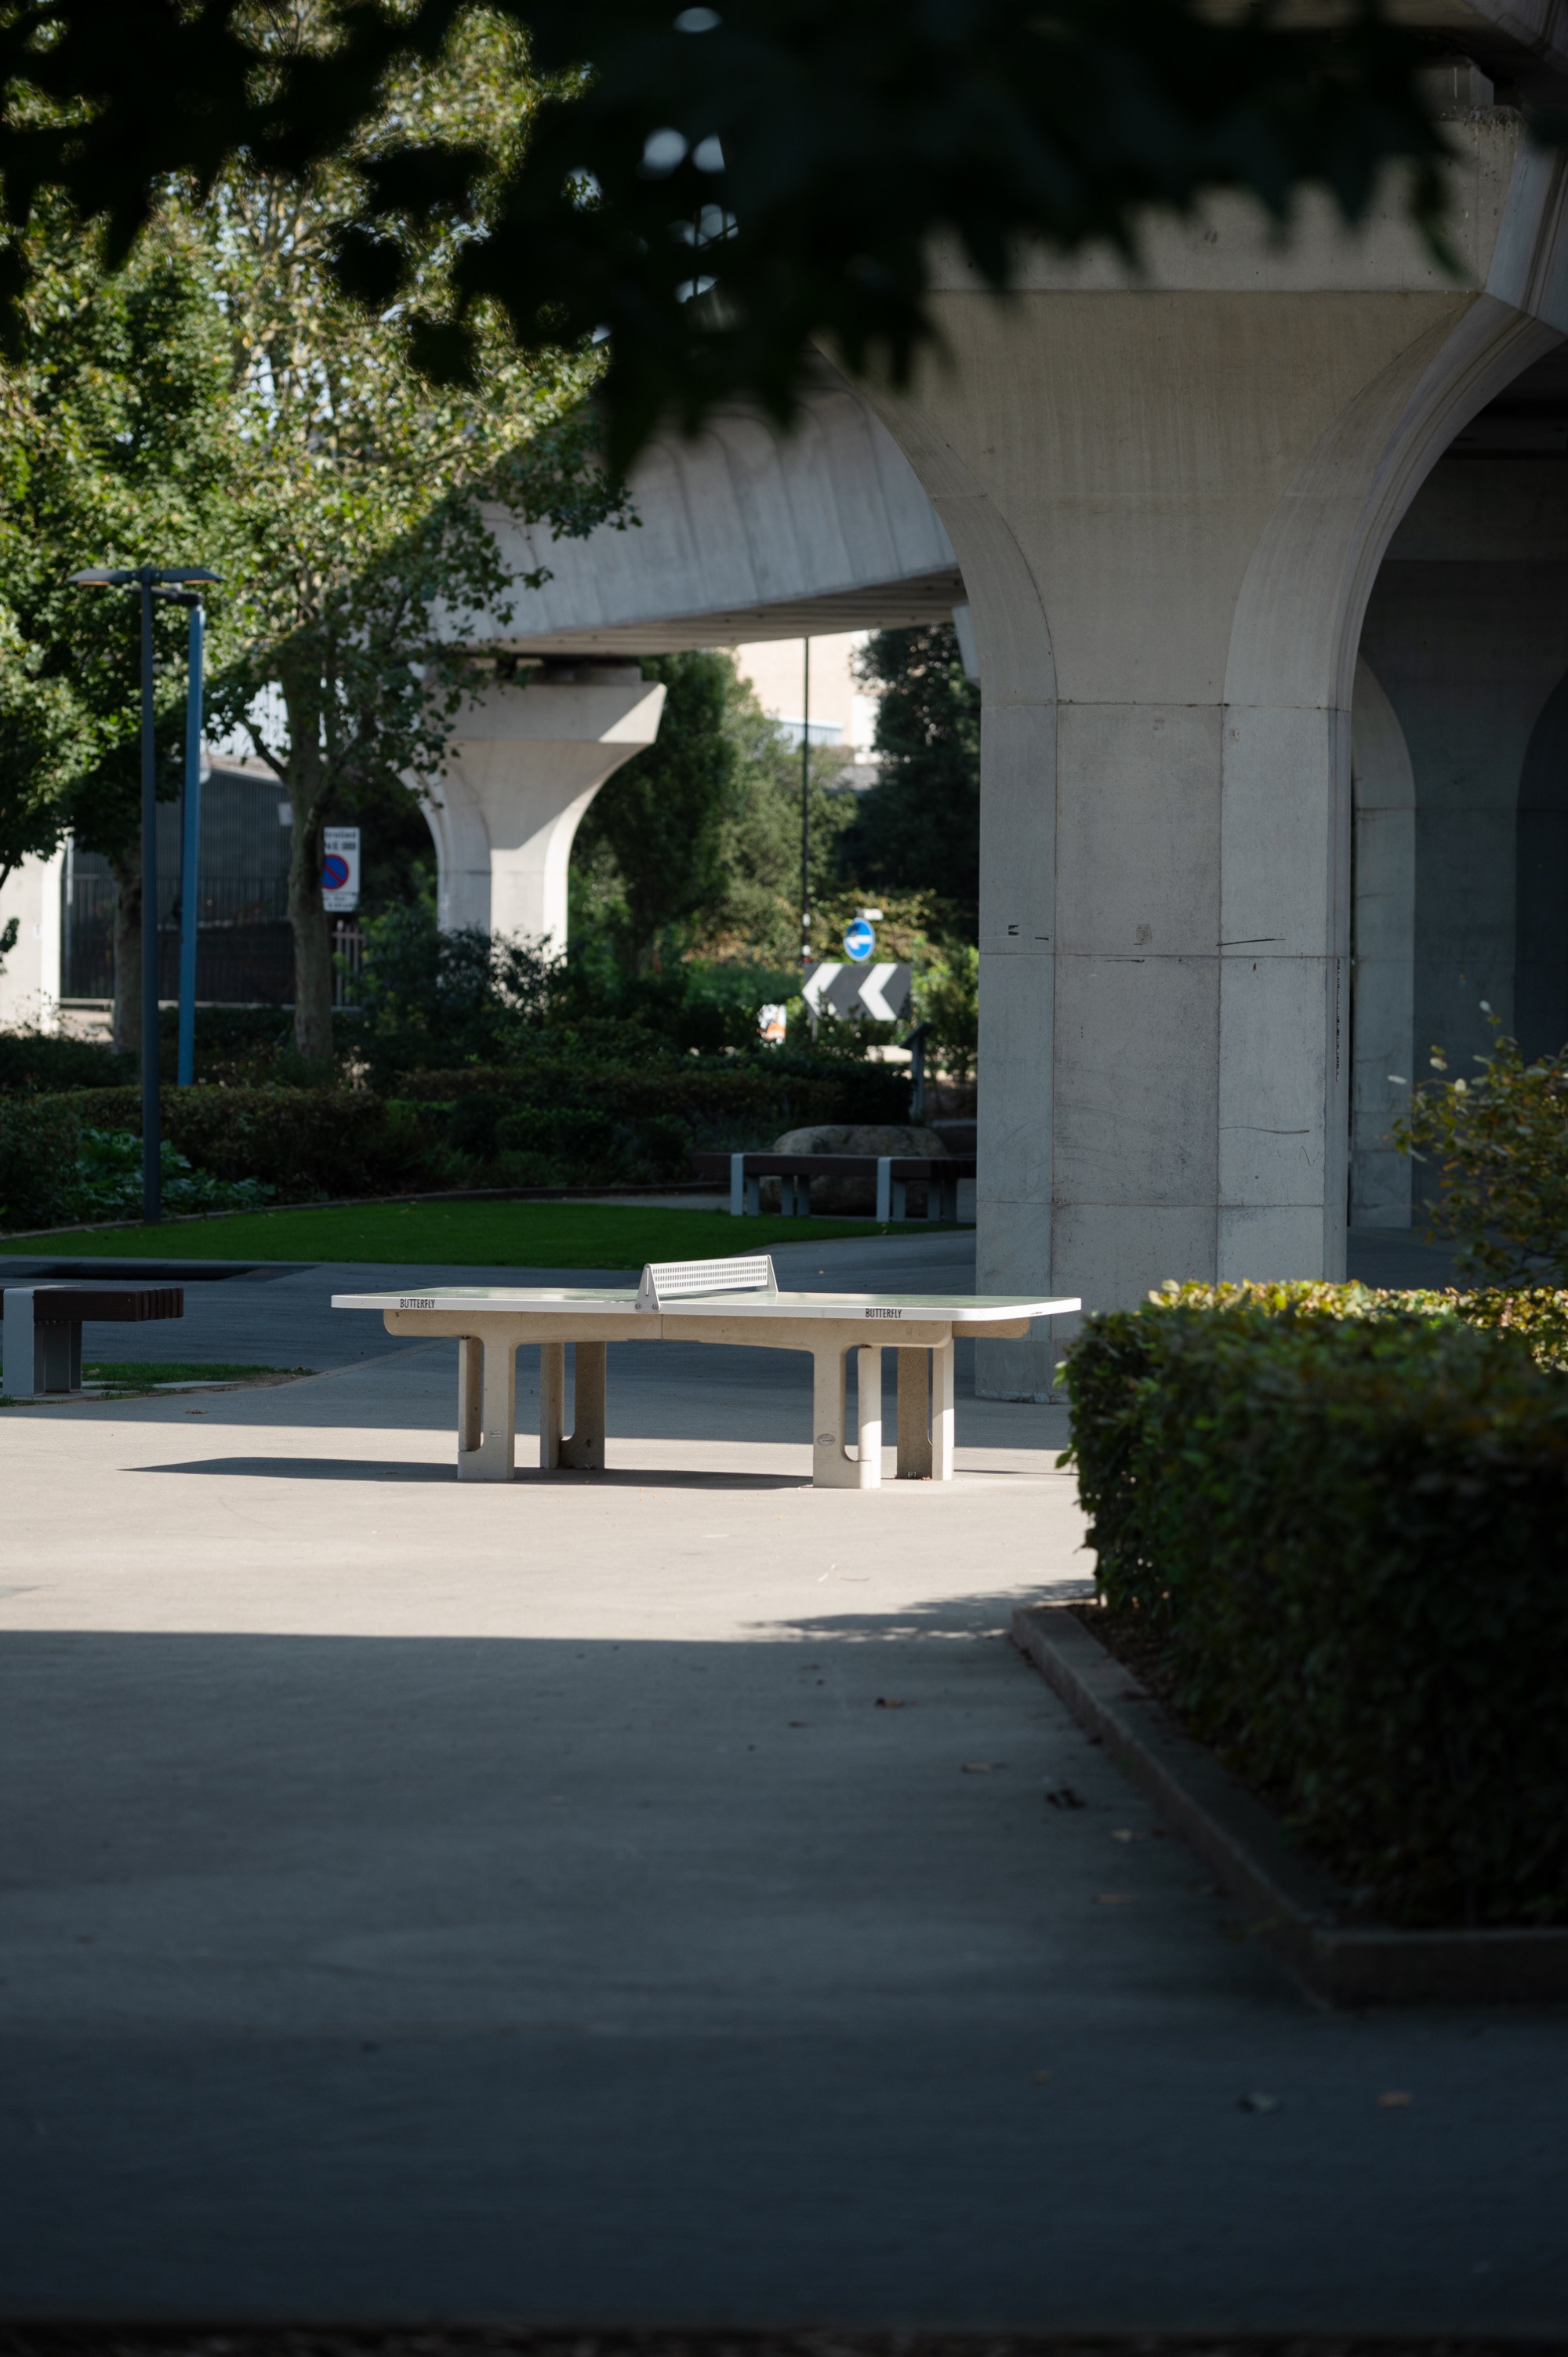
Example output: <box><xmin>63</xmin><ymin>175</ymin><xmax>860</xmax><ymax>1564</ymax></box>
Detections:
<box><xmin>2</xmin><ymin>1222</ymin><xmax>1562</xmax><ymax>2333</ymax></box>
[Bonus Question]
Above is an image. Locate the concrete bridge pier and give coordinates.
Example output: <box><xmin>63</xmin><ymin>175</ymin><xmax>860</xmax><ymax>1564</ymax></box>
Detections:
<box><xmin>866</xmin><ymin>119</ymin><xmax>1568</xmax><ymax>1395</ymax></box>
<box><xmin>423</xmin><ymin>663</ymin><xmax>665</xmax><ymax>950</ymax></box>
<box><xmin>1355</xmin><ymin>413</ymin><xmax>1568</xmax><ymax>1227</ymax></box>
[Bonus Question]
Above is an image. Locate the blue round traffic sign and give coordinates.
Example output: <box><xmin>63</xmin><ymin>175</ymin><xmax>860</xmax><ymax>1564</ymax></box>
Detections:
<box><xmin>321</xmin><ymin>854</ymin><xmax>350</xmax><ymax>892</ymax></box>
<box><xmin>843</xmin><ymin>917</ymin><xmax>876</xmax><ymax>963</ymax></box>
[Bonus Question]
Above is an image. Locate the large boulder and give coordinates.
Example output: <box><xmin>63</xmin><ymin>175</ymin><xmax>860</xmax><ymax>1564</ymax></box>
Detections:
<box><xmin>768</xmin><ymin>1122</ymin><xmax>949</xmax><ymax>1214</ymax></box>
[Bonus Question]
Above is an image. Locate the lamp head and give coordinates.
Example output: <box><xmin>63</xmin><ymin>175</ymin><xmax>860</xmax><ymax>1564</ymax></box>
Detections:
<box><xmin>68</xmin><ymin>564</ymin><xmax>220</xmax><ymax>588</ymax></box>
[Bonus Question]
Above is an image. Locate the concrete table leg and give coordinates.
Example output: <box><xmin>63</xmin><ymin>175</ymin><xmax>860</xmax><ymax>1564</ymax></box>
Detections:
<box><xmin>458</xmin><ymin>1333</ymin><xmax>516</xmax><ymax>1481</ymax></box>
<box><xmin>932</xmin><ymin>1337</ymin><xmax>955</xmax><ymax>1480</ymax></box>
<box><xmin>811</xmin><ymin>1345</ymin><xmax>881</xmax><ymax>1489</ymax></box>
<box><xmin>896</xmin><ymin>1347</ymin><xmax>933</xmax><ymax>1479</ymax></box>
<box><xmin>857</xmin><ymin>1344</ymin><xmax>883</xmax><ymax>1481</ymax></box>
<box><xmin>559</xmin><ymin>1340</ymin><xmax>607</xmax><ymax>1470</ymax></box>
<box><xmin>457</xmin><ymin>1337</ymin><xmax>482</xmax><ymax>1457</ymax></box>
<box><xmin>539</xmin><ymin>1340</ymin><xmax>565</xmax><ymax>1469</ymax></box>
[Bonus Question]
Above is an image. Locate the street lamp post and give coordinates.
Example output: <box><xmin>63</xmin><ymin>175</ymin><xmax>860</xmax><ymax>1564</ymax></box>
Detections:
<box><xmin>174</xmin><ymin>593</ymin><xmax>206</xmax><ymax>1088</ymax></box>
<box><xmin>68</xmin><ymin>565</ymin><xmax>220</xmax><ymax>1226</ymax></box>
<box><xmin>800</xmin><ymin>635</ymin><xmax>811</xmax><ymax>982</ymax></box>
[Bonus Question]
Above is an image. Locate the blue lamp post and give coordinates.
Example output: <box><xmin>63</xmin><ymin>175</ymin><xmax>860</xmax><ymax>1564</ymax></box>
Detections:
<box><xmin>174</xmin><ymin>592</ymin><xmax>208</xmax><ymax>1088</ymax></box>
<box><xmin>68</xmin><ymin>565</ymin><xmax>220</xmax><ymax>1225</ymax></box>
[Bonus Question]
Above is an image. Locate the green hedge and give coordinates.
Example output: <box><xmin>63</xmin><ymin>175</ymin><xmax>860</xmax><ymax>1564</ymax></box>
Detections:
<box><xmin>0</xmin><ymin>1030</ymin><xmax>132</xmax><ymax>1095</ymax></box>
<box><xmin>0</xmin><ymin>1043</ymin><xmax>914</xmax><ymax>1229</ymax></box>
<box><xmin>1061</xmin><ymin>1280</ymin><xmax>1568</xmax><ymax>1929</ymax></box>
<box><xmin>1</xmin><ymin>1087</ymin><xmax>430</xmax><ymax>1225</ymax></box>
<box><xmin>394</xmin><ymin>1051</ymin><xmax>909</xmax><ymax>1137</ymax></box>
<box><xmin>0</xmin><ymin>1094</ymin><xmax>92</xmax><ymax>1229</ymax></box>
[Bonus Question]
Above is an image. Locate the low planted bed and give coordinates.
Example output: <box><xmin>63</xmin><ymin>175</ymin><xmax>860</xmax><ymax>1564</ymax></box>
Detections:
<box><xmin>1024</xmin><ymin>1280</ymin><xmax>1568</xmax><ymax>2004</ymax></box>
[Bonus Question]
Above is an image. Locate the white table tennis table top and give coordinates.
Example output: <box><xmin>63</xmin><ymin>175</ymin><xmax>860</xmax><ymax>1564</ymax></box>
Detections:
<box><xmin>333</xmin><ymin>1285</ymin><xmax>1080</xmax><ymax>1327</ymax></box>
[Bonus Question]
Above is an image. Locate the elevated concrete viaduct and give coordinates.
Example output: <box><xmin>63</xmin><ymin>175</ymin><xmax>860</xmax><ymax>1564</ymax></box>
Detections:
<box><xmin>844</xmin><ymin>67</ymin><xmax>1568</xmax><ymax>1393</ymax></box>
<box><xmin>418</xmin><ymin>43</ymin><xmax>1568</xmax><ymax>1397</ymax></box>
<box><xmin>423</xmin><ymin>370</ymin><xmax>964</xmax><ymax>947</ymax></box>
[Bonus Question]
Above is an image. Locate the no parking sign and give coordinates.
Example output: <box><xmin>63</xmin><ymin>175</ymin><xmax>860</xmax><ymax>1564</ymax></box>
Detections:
<box><xmin>321</xmin><ymin>826</ymin><xmax>361</xmax><ymax>913</ymax></box>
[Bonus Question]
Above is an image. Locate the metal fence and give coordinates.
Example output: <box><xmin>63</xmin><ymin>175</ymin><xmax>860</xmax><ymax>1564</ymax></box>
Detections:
<box><xmin>63</xmin><ymin>861</ymin><xmax>365</xmax><ymax>1009</ymax></box>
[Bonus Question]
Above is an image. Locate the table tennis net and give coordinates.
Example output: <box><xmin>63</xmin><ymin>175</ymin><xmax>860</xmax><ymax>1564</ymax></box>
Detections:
<box><xmin>635</xmin><ymin>1253</ymin><xmax>779</xmax><ymax>1312</ymax></box>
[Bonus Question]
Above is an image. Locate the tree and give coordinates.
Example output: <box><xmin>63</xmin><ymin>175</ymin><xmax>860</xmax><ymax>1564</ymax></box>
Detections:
<box><xmin>0</xmin><ymin>212</ymin><xmax>234</xmax><ymax>1047</ymax></box>
<box><xmin>1394</xmin><ymin>1012</ymin><xmax>1568</xmax><ymax>1283</ymax></box>
<box><xmin>570</xmin><ymin>650</ymin><xmax>736</xmax><ymax>971</ymax></box>
<box><xmin>840</xmin><ymin>623</ymin><xmax>979</xmax><ymax>933</ymax></box>
<box><xmin>0</xmin><ymin>3</ymin><xmax>1465</xmax><ymax>472</ymax></box>
<box><xmin>570</xmin><ymin>651</ymin><xmax>854</xmax><ymax>971</ymax></box>
<box><xmin>708</xmin><ymin>680</ymin><xmax>855</xmax><ymax>966</ymax></box>
<box><xmin>187</xmin><ymin>10</ymin><xmax>628</xmax><ymax>1059</ymax></box>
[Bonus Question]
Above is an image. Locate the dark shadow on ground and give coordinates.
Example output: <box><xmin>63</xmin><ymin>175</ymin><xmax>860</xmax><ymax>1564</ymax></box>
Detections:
<box><xmin>2</xmin><ymin>1619</ymin><xmax>1565</xmax><ymax>2329</ymax></box>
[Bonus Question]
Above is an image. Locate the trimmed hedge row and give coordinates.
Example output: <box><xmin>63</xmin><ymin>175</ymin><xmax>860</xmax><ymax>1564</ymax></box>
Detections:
<box><xmin>0</xmin><ymin>1031</ymin><xmax>132</xmax><ymax>1095</ymax></box>
<box><xmin>0</xmin><ymin>1045</ymin><xmax>912</xmax><ymax>1227</ymax></box>
<box><xmin>0</xmin><ymin>1088</ymin><xmax>429</xmax><ymax>1227</ymax></box>
<box><xmin>1061</xmin><ymin>1280</ymin><xmax>1568</xmax><ymax>1930</ymax></box>
<box><xmin>394</xmin><ymin>1053</ymin><xmax>910</xmax><ymax>1134</ymax></box>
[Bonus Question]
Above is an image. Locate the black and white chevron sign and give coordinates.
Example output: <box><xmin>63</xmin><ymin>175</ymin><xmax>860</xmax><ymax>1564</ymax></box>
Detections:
<box><xmin>801</xmin><ymin>961</ymin><xmax>913</xmax><ymax>1023</ymax></box>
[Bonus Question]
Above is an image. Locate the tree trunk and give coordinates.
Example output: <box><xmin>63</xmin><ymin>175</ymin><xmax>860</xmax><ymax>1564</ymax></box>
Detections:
<box><xmin>288</xmin><ymin>789</ymin><xmax>334</xmax><ymax>1063</ymax></box>
<box><xmin>109</xmin><ymin>847</ymin><xmax>141</xmax><ymax>1055</ymax></box>
<box><xmin>279</xmin><ymin>663</ymin><xmax>335</xmax><ymax>1066</ymax></box>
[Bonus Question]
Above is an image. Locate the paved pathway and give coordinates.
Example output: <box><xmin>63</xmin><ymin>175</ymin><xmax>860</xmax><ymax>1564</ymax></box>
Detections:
<box><xmin>0</xmin><ymin>1227</ymin><xmax>1561</xmax><ymax>2331</ymax></box>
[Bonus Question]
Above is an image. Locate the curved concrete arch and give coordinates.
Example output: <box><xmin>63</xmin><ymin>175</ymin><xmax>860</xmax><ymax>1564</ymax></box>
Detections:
<box><xmin>858</xmin><ymin>101</ymin><xmax>1568</xmax><ymax>1386</ymax></box>
<box><xmin>1216</xmin><ymin>147</ymin><xmax>1568</xmax><ymax>1276</ymax></box>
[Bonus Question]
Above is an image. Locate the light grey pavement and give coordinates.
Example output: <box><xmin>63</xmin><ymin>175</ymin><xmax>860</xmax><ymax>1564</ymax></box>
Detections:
<box><xmin>2</xmin><ymin>1220</ymin><xmax>1563</xmax><ymax>2332</ymax></box>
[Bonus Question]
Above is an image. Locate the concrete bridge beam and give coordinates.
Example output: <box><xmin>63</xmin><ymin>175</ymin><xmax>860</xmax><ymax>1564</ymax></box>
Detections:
<box><xmin>423</xmin><ymin>666</ymin><xmax>665</xmax><ymax>951</ymax></box>
<box><xmin>863</xmin><ymin>121</ymin><xmax>1568</xmax><ymax>1393</ymax></box>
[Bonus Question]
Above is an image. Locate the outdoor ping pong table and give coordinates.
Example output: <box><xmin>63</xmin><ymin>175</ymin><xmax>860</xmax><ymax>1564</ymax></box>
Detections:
<box><xmin>334</xmin><ymin>1253</ymin><xmax>1080</xmax><ymax>1489</ymax></box>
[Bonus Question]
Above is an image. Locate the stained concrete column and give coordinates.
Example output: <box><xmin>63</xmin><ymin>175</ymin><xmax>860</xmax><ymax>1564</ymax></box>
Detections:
<box><xmin>424</xmin><ymin>663</ymin><xmax>665</xmax><ymax>949</ymax></box>
<box><xmin>1349</xmin><ymin>659</ymin><xmax>1417</xmax><ymax>1228</ymax></box>
<box><xmin>863</xmin><ymin>118</ymin><xmax>1568</xmax><ymax>1394</ymax></box>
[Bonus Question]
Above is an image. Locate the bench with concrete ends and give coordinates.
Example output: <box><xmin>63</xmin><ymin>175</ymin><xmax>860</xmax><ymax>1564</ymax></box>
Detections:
<box><xmin>2</xmin><ymin>1284</ymin><xmax>184</xmax><ymax>1397</ymax></box>
<box><xmin>690</xmin><ymin>1150</ymin><xmax>976</xmax><ymax>1222</ymax></box>
<box><xmin>334</xmin><ymin>1252</ymin><xmax>1077</xmax><ymax>1491</ymax></box>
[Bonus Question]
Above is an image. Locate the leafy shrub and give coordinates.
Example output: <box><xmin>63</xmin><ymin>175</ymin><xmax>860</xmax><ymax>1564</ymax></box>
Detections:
<box><xmin>352</xmin><ymin>909</ymin><xmax>557</xmax><ymax>1088</ymax></box>
<box><xmin>912</xmin><ymin>942</ymin><xmax>979</xmax><ymax>1084</ymax></box>
<box><xmin>0</xmin><ymin>1028</ymin><xmax>131</xmax><ymax>1095</ymax></box>
<box><xmin>153</xmin><ymin>1005</ymin><xmax>366</xmax><ymax>1088</ymax></box>
<box><xmin>71</xmin><ymin>1130</ymin><xmax>271</xmax><ymax>1219</ymax></box>
<box><xmin>1062</xmin><ymin>1280</ymin><xmax>1568</xmax><ymax>1928</ymax></box>
<box><xmin>0</xmin><ymin>1093</ymin><xmax>86</xmax><ymax>1229</ymax></box>
<box><xmin>13</xmin><ymin>1086</ymin><xmax>434</xmax><ymax>1212</ymax></box>
<box><xmin>1395</xmin><ymin>1014</ymin><xmax>1568</xmax><ymax>1281</ymax></box>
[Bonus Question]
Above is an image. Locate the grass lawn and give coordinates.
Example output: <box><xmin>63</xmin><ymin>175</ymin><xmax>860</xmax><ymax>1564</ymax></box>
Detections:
<box><xmin>0</xmin><ymin>1197</ymin><xmax>953</xmax><ymax>1268</ymax></box>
